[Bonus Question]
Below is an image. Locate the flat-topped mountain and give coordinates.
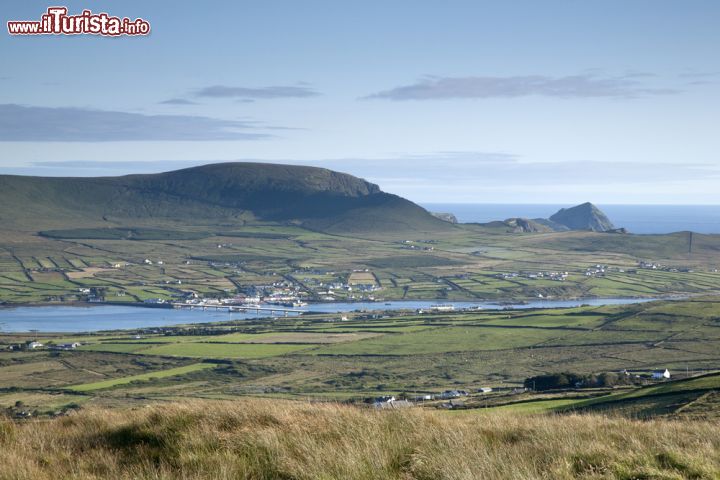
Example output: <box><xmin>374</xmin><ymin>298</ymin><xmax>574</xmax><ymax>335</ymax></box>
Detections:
<box><xmin>549</xmin><ymin>202</ymin><xmax>615</xmax><ymax>232</ymax></box>
<box><xmin>0</xmin><ymin>163</ymin><xmax>447</xmax><ymax>233</ymax></box>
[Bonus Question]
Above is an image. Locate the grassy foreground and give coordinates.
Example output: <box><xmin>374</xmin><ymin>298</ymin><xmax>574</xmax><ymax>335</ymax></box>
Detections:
<box><xmin>2</xmin><ymin>400</ymin><xmax>719</xmax><ymax>480</ymax></box>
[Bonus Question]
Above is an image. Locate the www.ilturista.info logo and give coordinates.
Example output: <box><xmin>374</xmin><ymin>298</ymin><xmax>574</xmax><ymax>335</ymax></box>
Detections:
<box><xmin>7</xmin><ymin>7</ymin><xmax>150</xmax><ymax>36</ymax></box>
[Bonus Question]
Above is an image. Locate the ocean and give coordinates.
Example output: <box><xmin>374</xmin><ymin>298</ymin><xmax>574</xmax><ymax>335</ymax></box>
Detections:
<box><xmin>421</xmin><ymin>204</ymin><xmax>720</xmax><ymax>234</ymax></box>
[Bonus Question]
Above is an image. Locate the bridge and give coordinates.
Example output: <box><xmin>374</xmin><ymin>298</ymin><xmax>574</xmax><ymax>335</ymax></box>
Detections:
<box><xmin>171</xmin><ymin>303</ymin><xmax>305</xmax><ymax>315</ymax></box>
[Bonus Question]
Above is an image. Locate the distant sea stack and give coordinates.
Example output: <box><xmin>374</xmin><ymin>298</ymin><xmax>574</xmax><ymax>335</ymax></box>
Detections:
<box><xmin>502</xmin><ymin>218</ymin><xmax>555</xmax><ymax>233</ymax></box>
<box><xmin>549</xmin><ymin>202</ymin><xmax>615</xmax><ymax>232</ymax></box>
<box><xmin>430</xmin><ymin>212</ymin><xmax>458</xmax><ymax>224</ymax></box>
<box><xmin>479</xmin><ymin>202</ymin><xmax>621</xmax><ymax>233</ymax></box>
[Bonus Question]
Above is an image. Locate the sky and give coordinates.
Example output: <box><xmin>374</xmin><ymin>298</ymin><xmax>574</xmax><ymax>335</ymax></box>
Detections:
<box><xmin>2</xmin><ymin>1</ymin><xmax>720</xmax><ymax>204</ymax></box>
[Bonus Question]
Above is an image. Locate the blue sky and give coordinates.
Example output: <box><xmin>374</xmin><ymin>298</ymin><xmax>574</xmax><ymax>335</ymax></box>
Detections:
<box><xmin>2</xmin><ymin>1</ymin><xmax>720</xmax><ymax>204</ymax></box>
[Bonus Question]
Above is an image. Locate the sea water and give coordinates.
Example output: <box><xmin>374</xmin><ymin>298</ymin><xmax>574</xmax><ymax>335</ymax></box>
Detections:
<box><xmin>422</xmin><ymin>204</ymin><xmax>720</xmax><ymax>234</ymax></box>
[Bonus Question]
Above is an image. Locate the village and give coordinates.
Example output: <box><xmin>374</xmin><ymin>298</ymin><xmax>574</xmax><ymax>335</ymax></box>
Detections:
<box><xmin>62</xmin><ymin>256</ymin><xmax>708</xmax><ymax>309</ymax></box>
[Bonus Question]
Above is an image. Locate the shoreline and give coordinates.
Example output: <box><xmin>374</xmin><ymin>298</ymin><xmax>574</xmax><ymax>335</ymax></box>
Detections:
<box><xmin>1</xmin><ymin>293</ymin><xmax>700</xmax><ymax>312</ymax></box>
<box><xmin>0</xmin><ymin>294</ymin><xmax>683</xmax><ymax>311</ymax></box>
<box><xmin>0</xmin><ymin>294</ymin><xmax>700</xmax><ymax>335</ymax></box>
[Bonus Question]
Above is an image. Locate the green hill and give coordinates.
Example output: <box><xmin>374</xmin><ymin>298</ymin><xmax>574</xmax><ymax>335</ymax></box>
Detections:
<box><xmin>2</xmin><ymin>399</ymin><xmax>719</xmax><ymax>479</ymax></box>
<box><xmin>567</xmin><ymin>372</ymin><xmax>720</xmax><ymax>418</ymax></box>
<box><xmin>0</xmin><ymin>163</ymin><xmax>447</xmax><ymax>234</ymax></box>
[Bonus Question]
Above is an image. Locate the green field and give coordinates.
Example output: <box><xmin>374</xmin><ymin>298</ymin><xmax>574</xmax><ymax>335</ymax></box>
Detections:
<box><xmin>68</xmin><ymin>363</ymin><xmax>216</xmax><ymax>392</ymax></box>
<box><xmin>3</xmin><ymin>296</ymin><xmax>720</xmax><ymax>418</ymax></box>
<box><xmin>460</xmin><ymin>372</ymin><xmax>720</xmax><ymax>418</ymax></box>
<box><xmin>139</xmin><ymin>342</ymin><xmax>316</xmax><ymax>359</ymax></box>
<box><xmin>477</xmin><ymin>398</ymin><xmax>583</xmax><ymax>414</ymax></box>
<box><xmin>2</xmin><ymin>213</ymin><xmax>719</xmax><ymax>306</ymax></box>
<box><xmin>312</xmin><ymin>326</ymin><xmax>565</xmax><ymax>355</ymax></box>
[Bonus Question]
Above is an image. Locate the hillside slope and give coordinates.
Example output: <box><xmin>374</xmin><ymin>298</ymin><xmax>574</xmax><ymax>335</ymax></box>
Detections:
<box><xmin>0</xmin><ymin>163</ymin><xmax>447</xmax><ymax>233</ymax></box>
<box><xmin>567</xmin><ymin>371</ymin><xmax>720</xmax><ymax>419</ymax></box>
<box><xmin>1</xmin><ymin>400</ymin><xmax>718</xmax><ymax>480</ymax></box>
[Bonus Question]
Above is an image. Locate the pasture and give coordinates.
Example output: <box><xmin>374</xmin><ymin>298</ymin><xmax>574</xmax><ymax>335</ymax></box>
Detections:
<box><xmin>1</xmin><ymin>222</ymin><xmax>719</xmax><ymax>306</ymax></box>
<box><xmin>2</xmin><ymin>296</ymin><xmax>720</xmax><ymax>417</ymax></box>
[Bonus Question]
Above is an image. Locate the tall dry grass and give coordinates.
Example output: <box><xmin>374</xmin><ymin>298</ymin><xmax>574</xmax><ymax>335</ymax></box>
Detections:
<box><xmin>0</xmin><ymin>399</ymin><xmax>718</xmax><ymax>479</ymax></box>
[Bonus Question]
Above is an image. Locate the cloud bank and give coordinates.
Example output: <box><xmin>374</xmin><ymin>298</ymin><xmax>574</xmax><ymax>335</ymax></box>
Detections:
<box><xmin>194</xmin><ymin>85</ymin><xmax>320</xmax><ymax>99</ymax></box>
<box><xmin>0</xmin><ymin>104</ymin><xmax>272</xmax><ymax>141</ymax></box>
<box><xmin>3</xmin><ymin>154</ymin><xmax>718</xmax><ymax>204</ymax></box>
<box><xmin>159</xmin><ymin>98</ymin><xmax>199</xmax><ymax>105</ymax></box>
<box><xmin>364</xmin><ymin>74</ymin><xmax>679</xmax><ymax>100</ymax></box>
<box><xmin>15</xmin><ymin>153</ymin><xmax>719</xmax><ymax>187</ymax></box>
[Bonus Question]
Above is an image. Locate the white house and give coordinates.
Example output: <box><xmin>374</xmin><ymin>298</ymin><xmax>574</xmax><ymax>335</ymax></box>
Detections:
<box><xmin>652</xmin><ymin>369</ymin><xmax>671</xmax><ymax>380</ymax></box>
<box><xmin>143</xmin><ymin>298</ymin><xmax>166</xmax><ymax>304</ymax></box>
<box><xmin>52</xmin><ymin>342</ymin><xmax>81</xmax><ymax>350</ymax></box>
<box><xmin>374</xmin><ymin>395</ymin><xmax>396</xmax><ymax>404</ymax></box>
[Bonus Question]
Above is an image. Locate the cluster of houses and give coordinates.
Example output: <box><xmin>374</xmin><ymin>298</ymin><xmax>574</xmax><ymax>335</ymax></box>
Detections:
<box><xmin>296</xmin><ymin>271</ymin><xmax>339</xmax><ymax>288</ymax></box>
<box><xmin>370</xmin><ymin>371</ymin><xmax>677</xmax><ymax>411</ymax></box>
<box><xmin>400</xmin><ymin>240</ymin><xmax>435</xmax><ymax>251</ymax></box>
<box><xmin>311</xmin><ymin>282</ymin><xmax>382</xmax><ymax>301</ymax></box>
<box><xmin>585</xmin><ymin>264</ymin><xmax>607</xmax><ymax>277</ymax></box>
<box><xmin>585</xmin><ymin>264</ymin><xmax>682</xmax><ymax>277</ymax></box>
<box><xmin>175</xmin><ymin>284</ymin><xmax>309</xmax><ymax>308</ymax></box>
<box><xmin>347</xmin><ymin>283</ymin><xmax>382</xmax><ymax>293</ymax></box>
<box><xmin>621</xmin><ymin>368</ymin><xmax>671</xmax><ymax>381</ymax></box>
<box><xmin>497</xmin><ymin>271</ymin><xmax>569</xmax><ymax>281</ymax></box>
<box><xmin>5</xmin><ymin>341</ymin><xmax>81</xmax><ymax>351</ymax></box>
<box><xmin>639</xmin><ymin>261</ymin><xmax>696</xmax><ymax>273</ymax></box>
<box><xmin>166</xmin><ymin>268</ymin><xmax>385</xmax><ymax>306</ymax></box>
<box><xmin>169</xmin><ymin>270</ymin><xmax>385</xmax><ymax>307</ymax></box>
<box><xmin>301</xmin><ymin>270</ymin><xmax>383</xmax><ymax>299</ymax></box>
<box><xmin>371</xmin><ymin>387</ymin><xmax>495</xmax><ymax>409</ymax></box>
<box><xmin>585</xmin><ymin>264</ymin><xmax>641</xmax><ymax>277</ymax></box>
<box><xmin>492</xmin><ymin>261</ymin><xmax>702</xmax><ymax>282</ymax></box>
<box><xmin>5</xmin><ymin>401</ymin><xmax>81</xmax><ymax>420</ymax></box>
<box><xmin>372</xmin><ymin>396</ymin><xmax>413</xmax><ymax>409</ymax></box>
<box><xmin>234</xmin><ymin>281</ymin><xmax>308</xmax><ymax>306</ymax></box>
<box><xmin>76</xmin><ymin>287</ymin><xmax>105</xmax><ymax>303</ymax></box>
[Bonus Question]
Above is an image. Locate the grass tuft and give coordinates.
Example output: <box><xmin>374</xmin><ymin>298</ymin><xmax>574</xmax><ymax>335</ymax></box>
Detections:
<box><xmin>1</xmin><ymin>400</ymin><xmax>719</xmax><ymax>479</ymax></box>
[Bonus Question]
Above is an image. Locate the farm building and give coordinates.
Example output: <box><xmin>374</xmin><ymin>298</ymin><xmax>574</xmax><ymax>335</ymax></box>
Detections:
<box><xmin>652</xmin><ymin>369</ymin><xmax>671</xmax><ymax>380</ymax></box>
